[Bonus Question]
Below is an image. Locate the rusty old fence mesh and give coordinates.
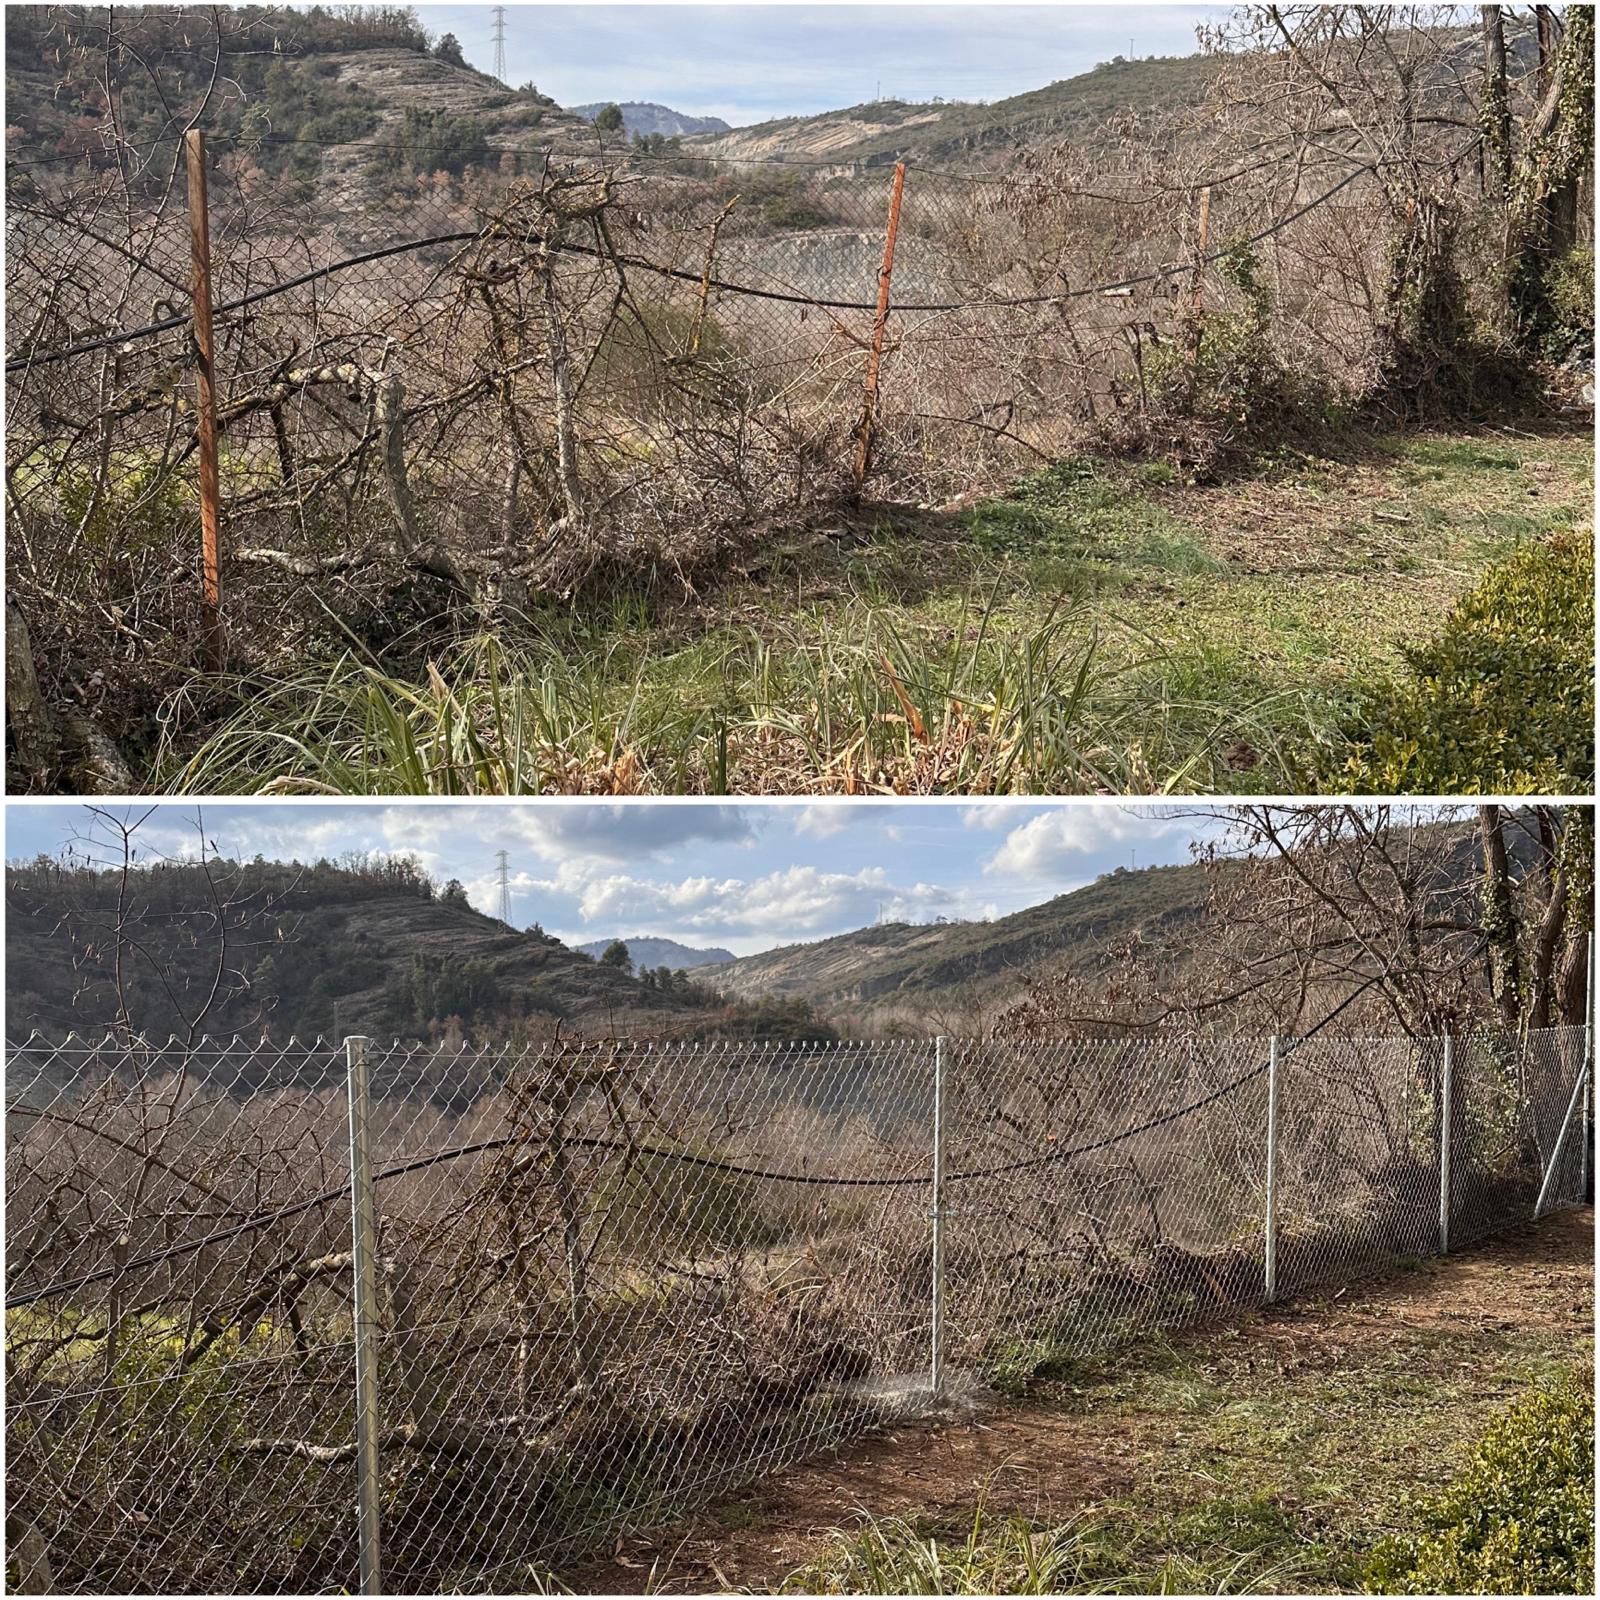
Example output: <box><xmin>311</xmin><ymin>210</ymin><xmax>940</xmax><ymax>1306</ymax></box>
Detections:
<box><xmin>4</xmin><ymin>133</ymin><xmax>1409</xmax><ymax>706</ymax></box>
<box><xmin>5</xmin><ymin>1025</ymin><xmax>1591</xmax><ymax>1594</ymax></box>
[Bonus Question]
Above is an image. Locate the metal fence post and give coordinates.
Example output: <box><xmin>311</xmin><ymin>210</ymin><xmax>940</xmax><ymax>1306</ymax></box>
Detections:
<box><xmin>1264</xmin><ymin>1036</ymin><xmax>1280</xmax><ymax>1302</ymax></box>
<box><xmin>1534</xmin><ymin>1057</ymin><xmax>1590</xmax><ymax>1220</ymax></box>
<box><xmin>1186</xmin><ymin>182</ymin><xmax>1213</xmax><ymax>364</ymax></box>
<box><xmin>1584</xmin><ymin>931</ymin><xmax>1594</xmax><ymax>1199</ymax></box>
<box><xmin>852</xmin><ymin>159</ymin><xmax>907</xmax><ymax>492</ymax></box>
<box><xmin>346</xmin><ymin>1036</ymin><xmax>382</xmax><ymax>1595</ymax></box>
<box><xmin>1439</xmin><ymin>1035</ymin><xmax>1453</xmax><ymax>1253</ymax></box>
<box><xmin>184</xmin><ymin>128</ymin><xmax>224</xmax><ymax>669</ymax></box>
<box><xmin>930</xmin><ymin>1034</ymin><xmax>946</xmax><ymax>1396</ymax></box>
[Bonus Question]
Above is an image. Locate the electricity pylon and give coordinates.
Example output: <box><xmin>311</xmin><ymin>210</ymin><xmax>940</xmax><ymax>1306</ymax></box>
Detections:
<box><xmin>491</xmin><ymin>5</ymin><xmax>508</xmax><ymax>83</ymax></box>
<box><xmin>495</xmin><ymin>849</ymin><xmax>512</xmax><ymax>925</ymax></box>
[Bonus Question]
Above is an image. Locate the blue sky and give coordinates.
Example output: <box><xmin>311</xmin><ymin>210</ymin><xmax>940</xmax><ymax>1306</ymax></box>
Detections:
<box><xmin>6</xmin><ymin>802</ymin><xmax>1217</xmax><ymax>956</ymax></box>
<box><xmin>412</xmin><ymin>4</ymin><xmax>1221</xmax><ymax>126</ymax></box>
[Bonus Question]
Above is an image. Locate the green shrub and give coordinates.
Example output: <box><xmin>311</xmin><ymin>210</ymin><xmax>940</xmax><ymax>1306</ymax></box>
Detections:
<box><xmin>1327</xmin><ymin>531</ymin><xmax>1594</xmax><ymax>794</ymax></box>
<box><xmin>1131</xmin><ymin>240</ymin><xmax>1342</xmax><ymax>479</ymax></box>
<box><xmin>1365</xmin><ymin>1379</ymin><xmax>1595</xmax><ymax>1595</ymax></box>
<box><xmin>1544</xmin><ymin>245</ymin><xmax>1596</xmax><ymax>363</ymax></box>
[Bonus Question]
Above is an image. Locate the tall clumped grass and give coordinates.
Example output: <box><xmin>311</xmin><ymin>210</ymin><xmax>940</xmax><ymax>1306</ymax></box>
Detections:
<box><xmin>779</xmin><ymin>1501</ymin><xmax>1321</xmax><ymax>1595</ymax></box>
<box><xmin>165</xmin><ymin>594</ymin><xmax>1302</xmax><ymax>796</ymax></box>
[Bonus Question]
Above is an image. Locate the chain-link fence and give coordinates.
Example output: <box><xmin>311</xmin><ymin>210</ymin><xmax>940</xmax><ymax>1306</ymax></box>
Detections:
<box><xmin>7</xmin><ymin>131</ymin><xmax>1423</xmax><ymax>730</ymax></box>
<box><xmin>6</xmin><ymin>1024</ymin><xmax>1590</xmax><ymax>1594</ymax></box>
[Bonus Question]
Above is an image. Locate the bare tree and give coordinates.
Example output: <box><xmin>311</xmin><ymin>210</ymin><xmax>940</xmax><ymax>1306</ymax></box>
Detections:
<box><xmin>996</xmin><ymin>804</ymin><xmax>1592</xmax><ymax>1041</ymax></box>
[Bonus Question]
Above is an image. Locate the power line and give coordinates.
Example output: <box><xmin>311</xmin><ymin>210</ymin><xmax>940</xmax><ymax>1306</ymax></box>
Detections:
<box><xmin>4</xmin><ymin>971</ymin><xmax>1390</xmax><ymax>1311</ymax></box>
<box><xmin>4</xmin><ymin>156</ymin><xmax>1386</xmax><ymax>374</ymax></box>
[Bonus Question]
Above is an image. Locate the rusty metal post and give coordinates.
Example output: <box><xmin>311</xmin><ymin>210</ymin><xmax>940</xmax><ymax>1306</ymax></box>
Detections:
<box><xmin>186</xmin><ymin>129</ymin><xmax>223</xmax><ymax>668</ymax></box>
<box><xmin>1186</xmin><ymin>183</ymin><xmax>1212</xmax><ymax>364</ymax></box>
<box><xmin>852</xmin><ymin>160</ymin><xmax>907</xmax><ymax>492</ymax></box>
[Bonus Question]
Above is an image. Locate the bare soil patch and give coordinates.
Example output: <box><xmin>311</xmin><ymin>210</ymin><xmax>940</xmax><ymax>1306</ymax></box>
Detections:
<box><xmin>566</xmin><ymin>1209</ymin><xmax>1594</xmax><ymax>1592</ymax></box>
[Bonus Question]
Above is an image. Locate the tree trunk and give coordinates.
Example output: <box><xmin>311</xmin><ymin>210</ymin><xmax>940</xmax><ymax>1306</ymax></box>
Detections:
<box><xmin>1480</xmin><ymin>7</ymin><xmax>1513</xmax><ymax>201</ymax></box>
<box><xmin>1479</xmin><ymin>804</ymin><xmax>1523</xmax><ymax>1034</ymax></box>
<box><xmin>1507</xmin><ymin>6</ymin><xmax>1594</xmax><ymax>348</ymax></box>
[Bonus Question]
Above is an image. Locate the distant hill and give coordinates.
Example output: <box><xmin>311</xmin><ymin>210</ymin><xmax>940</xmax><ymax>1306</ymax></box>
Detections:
<box><xmin>576</xmin><ymin>936</ymin><xmax>736</xmax><ymax>972</ymax></box>
<box><xmin>2</xmin><ymin>5</ymin><xmax>594</xmax><ymax>210</ymax></box>
<box><xmin>714</xmin><ymin>861</ymin><xmax>1219</xmax><ymax>1023</ymax></box>
<box><xmin>713</xmin><ymin>812</ymin><xmax>1537</xmax><ymax>1029</ymax></box>
<box><xmin>5</xmin><ymin>858</ymin><xmax>710</xmax><ymax>1043</ymax></box>
<box><xmin>571</xmin><ymin>101</ymin><xmax>731</xmax><ymax>138</ymax></box>
<box><xmin>686</xmin><ymin>52</ymin><xmax>1221</xmax><ymax>167</ymax></box>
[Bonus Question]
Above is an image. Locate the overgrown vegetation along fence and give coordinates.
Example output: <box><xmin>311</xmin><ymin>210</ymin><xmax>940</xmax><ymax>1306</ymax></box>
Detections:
<box><xmin>5</xmin><ymin>1026</ymin><xmax>1591</xmax><ymax>1595</ymax></box>
<box><xmin>5</xmin><ymin>130</ymin><xmax>1476</xmax><ymax>763</ymax></box>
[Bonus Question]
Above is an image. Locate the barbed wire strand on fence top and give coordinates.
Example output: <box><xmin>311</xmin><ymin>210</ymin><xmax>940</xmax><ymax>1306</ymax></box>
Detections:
<box><xmin>4</xmin><ymin>156</ymin><xmax>1381</xmax><ymax>374</ymax></box>
<box><xmin>1</xmin><ymin>968</ymin><xmax>1387</xmax><ymax>1312</ymax></box>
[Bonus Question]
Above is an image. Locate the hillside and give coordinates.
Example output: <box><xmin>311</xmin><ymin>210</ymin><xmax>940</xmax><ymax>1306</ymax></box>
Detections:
<box><xmin>2</xmin><ymin>5</ymin><xmax>595</xmax><ymax>208</ymax></box>
<box><xmin>713</xmin><ymin>860</ymin><xmax>1217</xmax><ymax>1020</ymax></box>
<box><xmin>571</xmin><ymin>101</ymin><xmax>730</xmax><ymax>138</ymax></box>
<box><xmin>710</xmin><ymin>810</ymin><xmax>1546</xmax><ymax>1029</ymax></box>
<box><xmin>4</xmin><ymin>858</ymin><xmax>709</xmax><ymax>1043</ymax></box>
<box><xmin>686</xmin><ymin>52</ymin><xmax>1220</xmax><ymax>166</ymax></box>
<box><xmin>576</xmin><ymin>936</ymin><xmax>736</xmax><ymax>973</ymax></box>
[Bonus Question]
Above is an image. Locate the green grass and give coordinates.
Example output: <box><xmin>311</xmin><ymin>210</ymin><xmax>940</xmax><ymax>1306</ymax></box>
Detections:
<box><xmin>767</xmin><ymin>1225</ymin><xmax>1594</xmax><ymax>1596</ymax></box>
<box><xmin>159</xmin><ymin>424</ymin><xmax>1591</xmax><ymax>796</ymax></box>
<box><xmin>168</xmin><ymin>592</ymin><xmax>1298</xmax><ymax>796</ymax></box>
<box><xmin>780</xmin><ymin>1498</ymin><xmax>1323</xmax><ymax>1595</ymax></box>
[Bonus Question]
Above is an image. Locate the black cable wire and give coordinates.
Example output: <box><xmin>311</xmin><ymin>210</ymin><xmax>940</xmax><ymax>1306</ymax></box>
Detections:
<box><xmin>3</xmin><ymin>228</ymin><xmax>485</xmax><ymax>372</ymax></box>
<box><xmin>5</xmin><ymin>158</ymin><xmax>1379</xmax><ymax>374</ymax></box>
<box><xmin>4</xmin><ymin>973</ymin><xmax>1385</xmax><ymax>1310</ymax></box>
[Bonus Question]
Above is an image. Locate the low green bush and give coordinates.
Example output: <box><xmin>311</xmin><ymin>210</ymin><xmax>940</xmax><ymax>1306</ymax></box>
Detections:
<box><xmin>1365</xmin><ymin>1378</ymin><xmax>1595</xmax><ymax>1595</ymax></box>
<box><xmin>1326</xmin><ymin>531</ymin><xmax>1594</xmax><ymax>794</ymax></box>
<box><xmin>1128</xmin><ymin>240</ymin><xmax>1343</xmax><ymax>479</ymax></box>
<box><xmin>1545</xmin><ymin>245</ymin><xmax>1597</xmax><ymax>363</ymax></box>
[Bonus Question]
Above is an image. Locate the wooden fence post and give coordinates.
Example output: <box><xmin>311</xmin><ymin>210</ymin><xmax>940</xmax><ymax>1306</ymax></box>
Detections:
<box><xmin>852</xmin><ymin>160</ymin><xmax>907</xmax><ymax>493</ymax></box>
<box><xmin>186</xmin><ymin>129</ymin><xmax>223</xmax><ymax>668</ymax></box>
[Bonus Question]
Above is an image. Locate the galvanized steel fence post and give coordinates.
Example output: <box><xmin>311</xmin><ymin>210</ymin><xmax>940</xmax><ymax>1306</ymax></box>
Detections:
<box><xmin>1264</xmin><ymin>1037</ymin><xmax>1281</xmax><ymax>1302</ymax></box>
<box><xmin>1439</xmin><ymin>1035</ymin><xmax>1453</xmax><ymax>1253</ymax></box>
<box><xmin>930</xmin><ymin>1035</ymin><xmax>947</xmax><ymax>1396</ymax></box>
<box><xmin>1534</xmin><ymin>1052</ymin><xmax>1590</xmax><ymax>1220</ymax></box>
<box><xmin>346</xmin><ymin>1036</ymin><xmax>383</xmax><ymax>1595</ymax></box>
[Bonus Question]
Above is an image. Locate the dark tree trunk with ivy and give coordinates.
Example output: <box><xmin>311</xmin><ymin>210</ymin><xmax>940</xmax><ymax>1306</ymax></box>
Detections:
<box><xmin>1505</xmin><ymin>5</ymin><xmax>1595</xmax><ymax>354</ymax></box>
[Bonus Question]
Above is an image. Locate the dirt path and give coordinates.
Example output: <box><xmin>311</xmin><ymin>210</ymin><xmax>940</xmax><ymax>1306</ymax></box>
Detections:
<box><xmin>567</xmin><ymin>1209</ymin><xmax>1594</xmax><ymax>1592</ymax></box>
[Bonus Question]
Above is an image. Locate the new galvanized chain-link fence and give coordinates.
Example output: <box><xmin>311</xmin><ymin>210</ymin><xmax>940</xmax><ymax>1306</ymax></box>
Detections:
<box><xmin>5</xmin><ymin>1026</ymin><xmax>1591</xmax><ymax>1593</ymax></box>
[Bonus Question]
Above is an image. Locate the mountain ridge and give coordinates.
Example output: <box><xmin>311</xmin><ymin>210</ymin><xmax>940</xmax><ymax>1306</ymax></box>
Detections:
<box><xmin>570</xmin><ymin>101</ymin><xmax>731</xmax><ymax>138</ymax></box>
<box><xmin>576</xmin><ymin>936</ymin><xmax>736</xmax><ymax>972</ymax></box>
<box><xmin>711</xmin><ymin>861</ymin><xmax>1218</xmax><ymax>1021</ymax></box>
<box><xmin>4</xmin><ymin>860</ymin><xmax>709</xmax><ymax>1043</ymax></box>
<box><xmin>684</xmin><ymin>52</ymin><xmax>1220</xmax><ymax>167</ymax></box>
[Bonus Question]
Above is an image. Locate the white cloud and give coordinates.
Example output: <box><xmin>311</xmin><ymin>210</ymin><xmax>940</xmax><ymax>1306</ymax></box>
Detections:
<box><xmin>794</xmin><ymin>805</ymin><xmax>849</xmax><ymax>840</ymax></box>
<box><xmin>986</xmin><ymin>808</ymin><xmax>1175</xmax><ymax>877</ymax></box>
<box><xmin>539</xmin><ymin>861</ymin><xmax>957</xmax><ymax>939</ymax></box>
<box><xmin>962</xmin><ymin>803</ymin><xmax>1024</xmax><ymax>831</ymax></box>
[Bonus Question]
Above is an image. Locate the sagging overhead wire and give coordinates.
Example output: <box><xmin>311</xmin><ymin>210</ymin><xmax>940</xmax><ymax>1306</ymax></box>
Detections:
<box><xmin>4</xmin><ymin>971</ymin><xmax>1387</xmax><ymax>1311</ymax></box>
<box><xmin>6</xmin><ymin>156</ymin><xmax>1382</xmax><ymax>374</ymax></box>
